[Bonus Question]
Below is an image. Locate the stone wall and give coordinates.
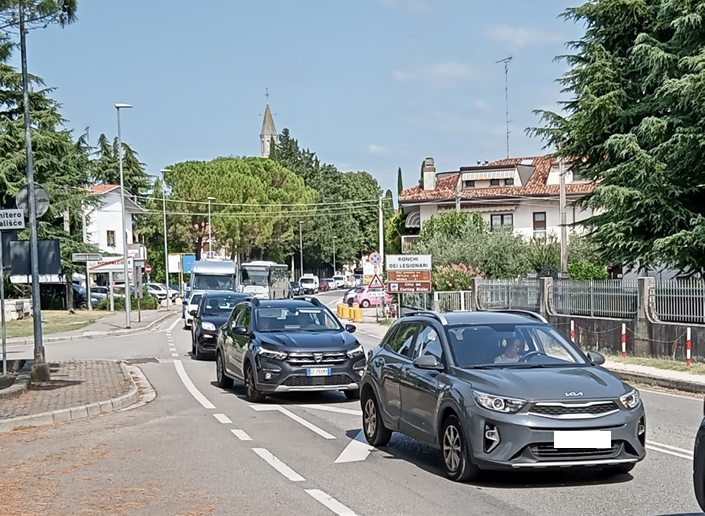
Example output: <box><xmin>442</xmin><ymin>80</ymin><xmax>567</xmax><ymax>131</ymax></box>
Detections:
<box><xmin>2</xmin><ymin>299</ymin><xmax>32</xmax><ymax>321</ymax></box>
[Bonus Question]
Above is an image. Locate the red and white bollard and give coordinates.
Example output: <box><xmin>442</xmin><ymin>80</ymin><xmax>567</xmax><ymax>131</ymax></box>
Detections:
<box><xmin>687</xmin><ymin>327</ymin><xmax>692</xmax><ymax>367</ymax></box>
<box><xmin>621</xmin><ymin>323</ymin><xmax>627</xmax><ymax>357</ymax></box>
<box><xmin>570</xmin><ymin>320</ymin><xmax>575</xmax><ymax>343</ymax></box>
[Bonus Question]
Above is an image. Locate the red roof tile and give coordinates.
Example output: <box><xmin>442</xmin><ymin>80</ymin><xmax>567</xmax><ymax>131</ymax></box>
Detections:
<box><xmin>86</xmin><ymin>184</ymin><xmax>120</xmax><ymax>194</ymax></box>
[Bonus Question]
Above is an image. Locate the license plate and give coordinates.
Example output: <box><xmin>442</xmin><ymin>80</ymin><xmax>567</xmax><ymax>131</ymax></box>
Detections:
<box><xmin>553</xmin><ymin>430</ymin><xmax>611</xmax><ymax>449</ymax></box>
<box><xmin>307</xmin><ymin>367</ymin><xmax>331</xmax><ymax>377</ymax></box>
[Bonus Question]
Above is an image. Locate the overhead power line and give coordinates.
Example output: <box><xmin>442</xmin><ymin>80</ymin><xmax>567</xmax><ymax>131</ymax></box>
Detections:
<box><xmin>133</xmin><ymin>194</ymin><xmax>391</xmax><ymax>209</ymax></box>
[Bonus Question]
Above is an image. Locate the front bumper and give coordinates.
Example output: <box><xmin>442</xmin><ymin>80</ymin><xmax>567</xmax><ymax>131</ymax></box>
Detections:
<box><xmin>253</xmin><ymin>354</ymin><xmax>366</xmax><ymax>393</ymax></box>
<box><xmin>464</xmin><ymin>402</ymin><xmax>646</xmax><ymax>471</ymax></box>
<box><xmin>197</xmin><ymin>331</ymin><xmax>218</xmax><ymax>352</ymax></box>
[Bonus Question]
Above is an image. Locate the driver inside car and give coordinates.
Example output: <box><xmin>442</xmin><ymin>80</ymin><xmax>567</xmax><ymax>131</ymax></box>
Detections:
<box><xmin>494</xmin><ymin>336</ymin><xmax>523</xmax><ymax>363</ymax></box>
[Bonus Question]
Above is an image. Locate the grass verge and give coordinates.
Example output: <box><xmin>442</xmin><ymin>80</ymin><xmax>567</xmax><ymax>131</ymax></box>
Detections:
<box><xmin>604</xmin><ymin>353</ymin><xmax>705</xmax><ymax>375</ymax></box>
<box><xmin>5</xmin><ymin>310</ymin><xmax>112</xmax><ymax>339</ymax></box>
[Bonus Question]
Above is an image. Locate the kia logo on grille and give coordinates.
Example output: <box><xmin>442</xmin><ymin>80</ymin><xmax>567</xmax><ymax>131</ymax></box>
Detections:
<box><xmin>313</xmin><ymin>353</ymin><xmax>323</xmax><ymax>363</ymax></box>
<box><xmin>565</xmin><ymin>391</ymin><xmax>583</xmax><ymax>397</ymax></box>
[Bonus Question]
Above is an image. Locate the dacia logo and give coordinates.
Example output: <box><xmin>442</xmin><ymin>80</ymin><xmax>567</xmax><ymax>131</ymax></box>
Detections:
<box><xmin>313</xmin><ymin>353</ymin><xmax>323</xmax><ymax>363</ymax></box>
<box><xmin>565</xmin><ymin>391</ymin><xmax>583</xmax><ymax>397</ymax></box>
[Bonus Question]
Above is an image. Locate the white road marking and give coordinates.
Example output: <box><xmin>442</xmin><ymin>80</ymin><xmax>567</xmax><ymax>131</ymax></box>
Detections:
<box><xmin>171</xmin><ymin>352</ymin><xmax>179</xmax><ymax>357</ymax></box>
<box><xmin>173</xmin><ymin>360</ymin><xmax>215</xmax><ymax>409</ymax></box>
<box><xmin>231</xmin><ymin>429</ymin><xmax>252</xmax><ymax>441</ymax></box>
<box><xmin>252</xmin><ymin>448</ymin><xmax>305</xmax><ymax>481</ymax></box>
<box><xmin>214</xmin><ymin>413</ymin><xmax>232</xmax><ymax>424</ymax></box>
<box><xmin>334</xmin><ymin>429</ymin><xmax>374</xmax><ymax>463</ymax></box>
<box><xmin>305</xmin><ymin>489</ymin><xmax>357</xmax><ymax>516</ymax></box>
<box><xmin>358</xmin><ymin>330</ymin><xmax>382</xmax><ymax>341</ymax></box>
<box><xmin>250</xmin><ymin>405</ymin><xmax>336</xmax><ymax>440</ymax></box>
<box><xmin>646</xmin><ymin>441</ymin><xmax>693</xmax><ymax>461</ymax></box>
<box><xmin>646</xmin><ymin>440</ymin><xmax>692</xmax><ymax>455</ymax></box>
<box><xmin>299</xmin><ymin>404</ymin><xmax>363</xmax><ymax>416</ymax></box>
<box><xmin>167</xmin><ymin>317</ymin><xmax>181</xmax><ymax>332</ymax></box>
<box><xmin>639</xmin><ymin>387</ymin><xmax>701</xmax><ymax>401</ymax></box>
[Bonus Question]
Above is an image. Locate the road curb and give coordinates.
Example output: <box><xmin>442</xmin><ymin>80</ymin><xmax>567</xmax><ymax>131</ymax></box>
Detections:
<box><xmin>0</xmin><ymin>360</ymin><xmax>140</xmax><ymax>433</ymax></box>
<box><xmin>0</xmin><ymin>361</ymin><xmax>32</xmax><ymax>401</ymax></box>
<box><xmin>609</xmin><ymin>369</ymin><xmax>705</xmax><ymax>395</ymax></box>
<box><xmin>5</xmin><ymin>311</ymin><xmax>177</xmax><ymax>346</ymax></box>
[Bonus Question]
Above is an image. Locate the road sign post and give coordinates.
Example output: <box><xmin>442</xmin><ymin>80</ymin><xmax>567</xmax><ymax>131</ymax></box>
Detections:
<box><xmin>386</xmin><ymin>254</ymin><xmax>433</xmax><ymax>316</ymax></box>
<box><xmin>1</xmin><ymin>210</ymin><xmax>25</xmax><ymax>376</ymax></box>
<box><xmin>72</xmin><ymin>253</ymin><xmax>103</xmax><ymax>314</ymax></box>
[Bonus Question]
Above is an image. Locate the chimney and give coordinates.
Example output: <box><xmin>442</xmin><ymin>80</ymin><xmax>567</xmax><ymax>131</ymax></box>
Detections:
<box><xmin>484</xmin><ymin>160</ymin><xmax>489</xmax><ymax>165</ymax></box>
<box><xmin>477</xmin><ymin>160</ymin><xmax>482</xmax><ymax>166</ymax></box>
<box><xmin>422</xmin><ymin>157</ymin><xmax>436</xmax><ymax>191</ymax></box>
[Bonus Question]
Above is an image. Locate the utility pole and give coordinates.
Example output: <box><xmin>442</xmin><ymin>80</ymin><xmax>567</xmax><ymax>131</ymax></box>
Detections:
<box><xmin>20</xmin><ymin>5</ymin><xmax>48</xmax><ymax>380</ymax></box>
<box><xmin>378</xmin><ymin>197</ymin><xmax>384</xmax><ymax>265</ymax></box>
<box><xmin>161</xmin><ymin>169</ymin><xmax>171</xmax><ymax>310</ymax></box>
<box><xmin>299</xmin><ymin>221</ymin><xmax>304</xmax><ymax>280</ymax></box>
<box><xmin>559</xmin><ymin>157</ymin><xmax>568</xmax><ymax>276</ymax></box>
<box><xmin>496</xmin><ymin>56</ymin><xmax>513</xmax><ymax>158</ymax></box>
<box><xmin>332</xmin><ymin>236</ymin><xmax>337</xmax><ymax>274</ymax></box>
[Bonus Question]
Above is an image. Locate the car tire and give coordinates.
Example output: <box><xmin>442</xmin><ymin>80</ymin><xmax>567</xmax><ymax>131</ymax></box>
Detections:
<box><xmin>361</xmin><ymin>300</ymin><xmax>370</xmax><ymax>308</ymax></box>
<box><xmin>194</xmin><ymin>340</ymin><xmax>203</xmax><ymax>360</ymax></box>
<box><xmin>601</xmin><ymin>463</ymin><xmax>635</xmax><ymax>475</ymax></box>
<box><xmin>344</xmin><ymin>389</ymin><xmax>359</xmax><ymax>400</ymax></box>
<box><xmin>216</xmin><ymin>352</ymin><xmax>234</xmax><ymax>389</ymax></box>
<box><xmin>441</xmin><ymin>415</ymin><xmax>480</xmax><ymax>482</ymax></box>
<box><xmin>244</xmin><ymin>361</ymin><xmax>266</xmax><ymax>403</ymax></box>
<box><xmin>362</xmin><ymin>390</ymin><xmax>392</xmax><ymax>446</ymax></box>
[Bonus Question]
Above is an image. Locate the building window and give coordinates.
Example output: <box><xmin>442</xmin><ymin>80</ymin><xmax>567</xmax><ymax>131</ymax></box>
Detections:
<box><xmin>533</xmin><ymin>212</ymin><xmax>546</xmax><ymax>239</ymax></box>
<box><xmin>504</xmin><ymin>178</ymin><xmax>514</xmax><ymax>186</ymax></box>
<box><xmin>491</xmin><ymin>214</ymin><xmax>513</xmax><ymax>229</ymax></box>
<box><xmin>490</xmin><ymin>179</ymin><xmax>500</xmax><ymax>186</ymax></box>
<box><xmin>464</xmin><ymin>180</ymin><xmax>475</xmax><ymax>188</ymax></box>
<box><xmin>107</xmin><ymin>230</ymin><xmax>116</xmax><ymax>247</ymax></box>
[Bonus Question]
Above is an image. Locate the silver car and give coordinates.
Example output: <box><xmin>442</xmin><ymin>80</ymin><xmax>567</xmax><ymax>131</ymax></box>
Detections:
<box><xmin>360</xmin><ymin>310</ymin><xmax>646</xmax><ymax>482</ymax></box>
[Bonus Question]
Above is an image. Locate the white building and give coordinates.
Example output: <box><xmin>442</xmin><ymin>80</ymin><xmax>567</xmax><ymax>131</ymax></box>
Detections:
<box><xmin>82</xmin><ymin>184</ymin><xmax>145</xmax><ymax>253</ymax></box>
<box><xmin>399</xmin><ymin>155</ymin><xmax>595</xmax><ymax>251</ymax></box>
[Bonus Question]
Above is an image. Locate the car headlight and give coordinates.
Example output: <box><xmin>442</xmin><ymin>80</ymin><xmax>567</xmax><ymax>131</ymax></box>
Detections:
<box><xmin>473</xmin><ymin>390</ymin><xmax>526</xmax><ymax>414</ymax></box>
<box><xmin>201</xmin><ymin>322</ymin><xmax>216</xmax><ymax>331</ymax></box>
<box><xmin>258</xmin><ymin>346</ymin><xmax>288</xmax><ymax>361</ymax></box>
<box><xmin>346</xmin><ymin>344</ymin><xmax>364</xmax><ymax>359</ymax></box>
<box><xmin>620</xmin><ymin>389</ymin><xmax>640</xmax><ymax>409</ymax></box>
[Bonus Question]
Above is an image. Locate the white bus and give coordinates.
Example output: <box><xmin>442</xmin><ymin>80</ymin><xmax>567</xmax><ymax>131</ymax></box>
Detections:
<box><xmin>190</xmin><ymin>260</ymin><xmax>238</xmax><ymax>292</ymax></box>
<box><xmin>239</xmin><ymin>261</ymin><xmax>289</xmax><ymax>300</ymax></box>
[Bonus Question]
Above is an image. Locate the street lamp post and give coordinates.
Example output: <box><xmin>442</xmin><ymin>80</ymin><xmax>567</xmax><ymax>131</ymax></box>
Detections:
<box><xmin>161</xmin><ymin>169</ymin><xmax>171</xmax><ymax>309</ymax></box>
<box><xmin>333</xmin><ymin>236</ymin><xmax>337</xmax><ymax>274</ymax></box>
<box><xmin>115</xmin><ymin>103</ymin><xmax>133</xmax><ymax>329</ymax></box>
<box><xmin>207</xmin><ymin>196</ymin><xmax>215</xmax><ymax>258</ymax></box>
<box><xmin>299</xmin><ymin>221</ymin><xmax>304</xmax><ymax>280</ymax></box>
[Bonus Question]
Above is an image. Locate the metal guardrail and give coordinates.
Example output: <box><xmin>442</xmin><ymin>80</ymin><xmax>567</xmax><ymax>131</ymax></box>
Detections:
<box><xmin>477</xmin><ymin>279</ymin><xmax>541</xmax><ymax>312</ymax></box>
<box><xmin>551</xmin><ymin>279</ymin><xmax>637</xmax><ymax>318</ymax></box>
<box><xmin>652</xmin><ymin>280</ymin><xmax>705</xmax><ymax>324</ymax></box>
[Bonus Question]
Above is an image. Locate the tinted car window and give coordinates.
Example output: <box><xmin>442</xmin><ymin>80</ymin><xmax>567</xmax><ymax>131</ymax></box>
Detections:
<box><xmin>189</xmin><ymin>294</ymin><xmax>202</xmax><ymax>306</ymax></box>
<box><xmin>255</xmin><ymin>307</ymin><xmax>341</xmax><ymax>332</ymax></box>
<box><xmin>414</xmin><ymin>325</ymin><xmax>443</xmax><ymax>361</ymax></box>
<box><xmin>202</xmin><ymin>295</ymin><xmax>243</xmax><ymax>316</ymax></box>
<box><xmin>385</xmin><ymin>323</ymin><xmax>418</xmax><ymax>357</ymax></box>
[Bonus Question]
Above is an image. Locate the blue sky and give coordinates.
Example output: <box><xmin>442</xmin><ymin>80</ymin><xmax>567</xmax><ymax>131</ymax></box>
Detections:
<box><xmin>10</xmin><ymin>0</ymin><xmax>584</xmax><ymax>196</ymax></box>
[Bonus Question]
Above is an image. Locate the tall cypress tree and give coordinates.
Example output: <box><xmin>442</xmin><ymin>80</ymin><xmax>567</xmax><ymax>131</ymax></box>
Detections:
<box><xmin>397</xmin><ymin>167</ymin><xmax>403</xmax><ymax>196</ymax></box>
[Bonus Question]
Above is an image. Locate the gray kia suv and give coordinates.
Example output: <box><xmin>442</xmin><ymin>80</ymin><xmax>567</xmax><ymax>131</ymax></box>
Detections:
<box><xmin>360</xmin><ymin>310</ymin><xmax>646</xmax><ymax>482</ymax></box>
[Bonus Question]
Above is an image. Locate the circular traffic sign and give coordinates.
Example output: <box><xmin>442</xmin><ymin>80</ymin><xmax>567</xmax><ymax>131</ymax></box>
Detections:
<box><xmin>16</xmin><ymin>184</ymin><xmax>50</xmax><ymax>218</ymax></box>
<box><xmin>145</xmin><ymin>264</ymin><xmax>152</xmax><ymax>274</ymax></box>
<box><xmin>369</xmin><ymin>252</ymin><xmax>381</xmax><ymax>265</ymax></box>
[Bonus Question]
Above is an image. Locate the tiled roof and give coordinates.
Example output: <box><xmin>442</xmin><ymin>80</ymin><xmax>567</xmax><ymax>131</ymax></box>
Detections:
<box><xmin>86</xmin><ymin>184</ymin><xmax>120</xmax><ymax>194</ymax></box>
<box><xmin>400</xmin><ymin>155</ymin><xmax>595</xmax><ymax>203</ymax></box>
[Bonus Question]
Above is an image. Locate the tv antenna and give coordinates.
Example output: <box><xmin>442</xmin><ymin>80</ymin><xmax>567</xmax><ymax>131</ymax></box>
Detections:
<box><xmin>496</xmin><ymin>56</ymin><xmax>513</xmax><ymax>158</ymax></box>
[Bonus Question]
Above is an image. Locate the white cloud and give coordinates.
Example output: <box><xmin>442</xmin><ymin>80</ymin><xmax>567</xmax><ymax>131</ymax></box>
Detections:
<box><xmin>379</xmin><ymin>0</ymin><xmax>430</xmax><ymax>13</ymax></box>
<box><xmin>392</xmin><ymin>61</ymin><xmax>481</xmax><ymax>89</ymax></box>
<box><xmin>367</xmin><ymin>144</ymin><xmax>389</xmax><ymax>155</ymax></box>
<box><xmin>486</xmin><ymin>24</ymin><xmax>564</xmax><ymax>49</ymax></box>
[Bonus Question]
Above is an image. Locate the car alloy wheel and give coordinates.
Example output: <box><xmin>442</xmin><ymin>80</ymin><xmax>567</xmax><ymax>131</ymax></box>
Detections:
<box><xmin>216</xmin><ymin>353</ymin><xmax>233</xmax><ymax>389</ymax></box>
<box><xmin>361</xmin><ymin>300</ymin><xmax>370</xmax><ymax>308</ymax></box>
<box><xmin>245</xmin><ymin>362</ymin><xmax>266</xmax><ymax>402</ymax></box>
<box><xmin>362</xmin><ymin>391</ymin><xmax>391</xmax><ymax>446</ymax></box>
<box><xmin>441</xmin><ymin>415</ymin><xmax>479</xmax><ymax>482</ymax></box>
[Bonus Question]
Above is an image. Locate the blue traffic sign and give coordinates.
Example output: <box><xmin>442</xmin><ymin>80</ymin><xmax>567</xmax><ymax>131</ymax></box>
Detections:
<box><xmin>369</xmin><ymin>252</ymin><xmax>381</xmax><ymax>265</ymax></box>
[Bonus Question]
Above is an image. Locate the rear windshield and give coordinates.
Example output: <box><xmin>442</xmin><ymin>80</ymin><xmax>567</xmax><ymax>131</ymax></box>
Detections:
<box><xmin>300</xmin><ymin>278</ymin><xmax>315</xmax><ymax>284</ymax></box>
<box><xmin>189</xmin><ymin>294</ymin><xmax>202</xmax><ymax>306</ymax></box>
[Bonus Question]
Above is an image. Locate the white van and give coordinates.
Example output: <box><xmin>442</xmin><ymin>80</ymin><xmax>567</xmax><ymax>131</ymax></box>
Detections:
<box><xmin>300</xmin><ymin>274</ymin><xmax>319</xmax><ymax>294</ymax></box>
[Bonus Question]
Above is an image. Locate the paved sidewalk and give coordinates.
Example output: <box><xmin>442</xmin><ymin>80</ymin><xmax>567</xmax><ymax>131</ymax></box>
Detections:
<box><xmin>0</xmin><ymin>361</ymin><xmax>131</xmax><ymax>420</ymax></box>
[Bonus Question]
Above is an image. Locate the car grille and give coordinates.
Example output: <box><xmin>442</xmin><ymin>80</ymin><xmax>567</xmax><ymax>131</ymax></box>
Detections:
<box><xmin>286</xmin><ymin>352</ymin><xmax>348</xmax><ymax>366</ymax></box>
<box><xmin>529</xmin><ymin>401</ymin><xmax>619</xmax><ymax>419</ymax></box>
<box><xmin>282</xmin><ymin>374</ymin><xmax>352</xmax><ymax>387</ymax></box>
<box><xmin>531</xmin><ymin>442</ymin><xmax>622</xmax><ymax>461</ymax></box>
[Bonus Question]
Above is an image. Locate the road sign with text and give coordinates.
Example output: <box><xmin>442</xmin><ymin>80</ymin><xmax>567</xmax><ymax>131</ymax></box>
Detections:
<box><xmin>0</xmin><ymin>210</ymin><xmax>25</xmax><ymax>231</ymax></box>
<box><xmin>386</xmin><ymin>254</ymin><xmax>432</xmax><ymax>271</ymax></box>
<box><xmin>386</xmin><ymin>254</ymin><xmax>432</xmax><ymax>293</ymax></box>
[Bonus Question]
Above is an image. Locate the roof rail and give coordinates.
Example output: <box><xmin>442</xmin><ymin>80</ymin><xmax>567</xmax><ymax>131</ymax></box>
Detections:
<box><xmin>402</xmin><ymin>310</ymin><xmax>448</xmax><ymax>325</ymax></box>
<box><xmin>293</xmin><ymin>296</ymin><xmax>323</xmax><ymax>306</ymax></box>
<box><xmin>490</xmin><ymin>310</ymin><xmax>547</xmax><ymax>323</ymax></box>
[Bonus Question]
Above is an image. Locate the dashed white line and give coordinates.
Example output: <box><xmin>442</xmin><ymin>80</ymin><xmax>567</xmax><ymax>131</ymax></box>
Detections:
<box><xmin>305</xmin><ymin>489</ymin><xmax>357</xmax><ymax>515</ymax></box>
<box><xmin>214</xmin><ymin>413</ymin><xmax>232</xmax><ymax>424</ymax></box>
<box><xmin>334</xmin><ymin>430</ymin><xmax>373</xmax><ymax>463</ymax></box>
<box><xmin>171</xmin><ymin>352</ymin><xmax>179</xmax><ymax>357</ymax></box>
<box><xmin>173</xmin><ymin>360</ymin><xmax>215</xmax><ymax>409</ymax></box>
<box><xmin>646</xmin><ymin>440</ymin><xmax>693</xmax><ymax>460</ymax></box>
<box><xmin>250</xmin><ymin>405</ymin><xmax>336</xmax><ymax>440</ymax></box>
<box><xmin>231</xmin><ymin>429</ymin><xmax>252</xmax><ymax>441</ymax></box>
<box><xmin>252</xmin><ymin>448</ymin><xmax>305</xmax><ymax>481</ymax></box>
<box><xmin>299</xmin><ymin>404</ymin><xmax>363</xmax><ymax>416</ymax></box>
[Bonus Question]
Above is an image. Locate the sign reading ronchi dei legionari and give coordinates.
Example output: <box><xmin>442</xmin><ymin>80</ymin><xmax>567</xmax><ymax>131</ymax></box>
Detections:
<box><xmin>385</xmin><ymin>254</ymin><xmax>432</xmax><ymax>271</ymax></box>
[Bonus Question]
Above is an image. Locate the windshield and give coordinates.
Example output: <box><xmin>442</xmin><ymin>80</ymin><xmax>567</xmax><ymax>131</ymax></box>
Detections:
<box><xmin>241</xmin><ymin>268</ymin><xmax>269</xmax><ymax>287</ymax></box>
<box><xmin>447</xmin><ymin>324</ymin><xmax>588</xmax><ymax>368</ymax></box>
<box><xmin>192</xmin><ymin>274</ymin><xmax>234</xmax><ymax>290</ymax></box>
<box><xmin>189</xmin><ymin>294</ymin><xmax>202</xmax><ymax>307</ymax></box>
<box><xmin>255</xmin><ymin>307</ymin><xmax>342</xmax><ymax>332</ymax></box>
<box><xmin>300</xmin><ymin>278</ymin><xmax>315</xmax><ymax>285</ymax></box>
<box><xmin>202</xmin><ymin>295</ymin><xmax>240</xmax><ymax>316</ymax></box>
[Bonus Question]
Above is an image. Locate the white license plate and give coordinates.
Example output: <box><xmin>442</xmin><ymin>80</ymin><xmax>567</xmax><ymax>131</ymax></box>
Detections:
<box><xmin>553</xmin><ymin>430</ymin><xmax>611</xmax><ymax>449</ymax></box>
<box><xmin>307</xmin><ymin>367</ymin><xmax>331</xmax><ymax>377</ymax></box>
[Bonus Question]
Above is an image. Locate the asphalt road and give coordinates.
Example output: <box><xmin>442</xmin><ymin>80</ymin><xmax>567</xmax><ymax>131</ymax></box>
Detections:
<box><xmin>3</xmin><ymin>290</ymin><xmax>703</xmax><ymax>516</ymax></box>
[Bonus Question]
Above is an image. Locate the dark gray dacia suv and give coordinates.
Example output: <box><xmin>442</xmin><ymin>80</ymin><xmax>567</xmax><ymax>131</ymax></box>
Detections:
<box><xmin>360</xmin><ymin>310</ymin><xmax>646</xmax><ymax>482</ymax></box>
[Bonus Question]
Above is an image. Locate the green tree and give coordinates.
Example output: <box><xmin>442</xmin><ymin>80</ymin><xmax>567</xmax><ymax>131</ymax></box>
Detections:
<box><xmin>531</xmin><ymin>0</ymin><xmax>705</xmax><ymax>275</ymax></box>
<box><xmin>397</xmin><ymin>167</ymin><xmax>403</xmax><ymax>197</ymax></box>
<box><xmin>90</xmin><ymin>133</ymin><xmax>151</xmax><ymax>197</ymax></box>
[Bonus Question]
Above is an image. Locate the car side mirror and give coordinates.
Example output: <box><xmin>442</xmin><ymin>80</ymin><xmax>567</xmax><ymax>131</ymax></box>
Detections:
<box><xmin>232</xmin><ymin>325</ymin><xmax>248</xmax><ymax>335</ymax></box>
<box><xmin>345</xmin><ymin>324</ymin><xmax>356</xmax><ymax>334</ymax></box>
<box><xmin>189</xmin><ymin>310</ymin><xmax>197</xmax><ymax>317</ymax></box>
<box><xmin>413</xmin><ymin>355</ymin><xmax>444</xmax><ymax>371</ymax></box>
<box><xmin>587</xmin><ymin>351</ymin><xmax>605</xmax><ymax>366</ymax></box>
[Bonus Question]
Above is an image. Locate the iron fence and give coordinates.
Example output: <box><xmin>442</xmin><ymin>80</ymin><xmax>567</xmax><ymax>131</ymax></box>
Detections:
<box><xmin>550</xmin><ymin>279</ymin><xmax>638</xmax><ymax>318</ymax></box>
<box><xmin>652</xmin><ymin>280</ymin><xmax>705</xmax><ymax>324</ymax></box>
<box><xmin>433</xmin><ymin>291</ymin><xmax>473</xmax><ymax>312</ymax></box>
<box><xmin>476</xmin><ymin>279</ymin><xmax>541</xmax><ymax>312</ymax></box>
